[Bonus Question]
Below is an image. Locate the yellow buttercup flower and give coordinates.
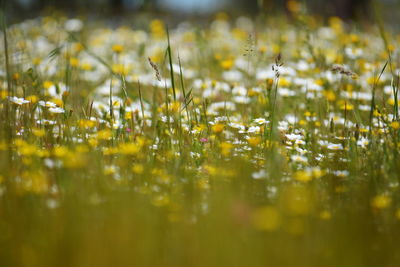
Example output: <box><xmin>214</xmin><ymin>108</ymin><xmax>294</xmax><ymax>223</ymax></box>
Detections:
<box><xmin>112</xmin><ymin>44</ymin><xmax>124</xmax><ymax>53</ymax></box>
<box><xmin>371</xmin><ymin>195</ymin><xmax>391</xmax><ymax>209</ymax></box>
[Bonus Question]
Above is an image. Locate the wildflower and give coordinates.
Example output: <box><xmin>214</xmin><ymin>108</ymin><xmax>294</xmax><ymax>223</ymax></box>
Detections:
<box><xmin>371</xmin><ymin>195</ymin><xmax>391</xmax><ymax>209</ymax></box>
<box><xmin>285</xmin><ymin>133</ymin><xmax>303</xmax><ymax>142</ymax></box>
<box><xmin>220</xmin><ymin>142</ymin><xmax>233</xmax><ymax>157</ymax></box>
<box><xmin>190</xmin><ymin>152</ymin><xmax>201</xmax><ymax>159</ymax></box>
<box><xmin>0</xmin><ymin>90</ymin><xmax>8</xmax><ymax>99</ymax></box>
<box><xmin>295</xmin><ymin>139</ymin><xmax>306</xmax><ymax>145</ymax></box>
<box><xmin>104</xmin><ymin>165</ymin><xmax>117</xmax><ymax>175</ymax></box>
<box><xmin>97</xmin><ymin>129</ymin><xmax>112</xmax><ymax>140</ymax></box>
<box><xmin>344</xmin><ymin>47</ymin><xmax>362</xmax><ymax>59</ymax></box>
<box><xmin>64</xmin><ymin>18</ymin><xmax>83</xmax><ymax>32</ymax></box>
<box><xmin>310</xmin><ymin>167</ymin><xmax>324</xmax><ymax>179</ymax></box>
<box><xmin>53</xmin><ymin>146</ymin><xmax>69</xmax><ymax>158</ymax></box>
<box><xmin>223</xmin><ymin>69</ymin><xmax>243</xmax><ymax>82</ymax></box>
<box><xmin>78</xmin><ymin>119</ymin><xmax>96</xmax><ymax>128</ymax></box>
<box><xmin>18</xmin><ymin>142</ymin><xmax>37</xmax><ymax>156</ymax></box>
<box><xmin>324</xmin><ymin>90</ymin><xmax>336</xmax><ymax>101</ymax></box>
<box><xmin>287</xmin><ymin>0</ymin><xmax>301</xmax><ymax>13</ymax></box>
<box><xmin>279</xmin><ymin>88</ymin><xmax>296</xmax><ymax>97</ymax></box>
<box><xmin>170</xmin><ymin>101</ymin><xmax>180</xmax><ymax>113</ymax></box>
<box><xmin>26</xmin><ymin>95</ymin><xmax>38</xmax><ymax>103</ymax></box>
<box><xmin>233</xmin><ymin>95</ymin><xmax>250</xmax><ymax>103</ymax></box>
<box><xmin>32</xmin><ymin>58</ymin><xmax>41</xmax><ymax>65</ymax></box>
<box><xmin>254</xmin><ymin>118</ymin><xmax>268</xmax><ymax>125</ymax></box>
<box><xmin>112</xmin><ymin>44</ymin><xmax>124</xmax><ymax>53</ymax></box>
<box><xmin>18</xmin><ymin>171</ymin><xmax>49</xmax><ymax>194</ymax></box>
<box><xmin>36</xmin><ymin>119</ymin><xmax>56</xmax><ymax>126</ymax></box>
<box><xmin>12</xmin><ymin>73</ymin><xmax>20</xmax><ymax>80</ymax></box>
<box><xmin>327</xmin><ymin>143</ymin><xmax>344</xmax><ymax>150</ymax></box>
<box><xmin>132</xmin><ymin>164</ymin><xmax>144</xmax><ymax>174</ymax></box>
<box><xmin>119</xmin><ymin>143</ymin><xmax>140</xmax><ymax>155</ymax></box>
<box><xmin>8</xmin><ymin>96</ymin><xmax>30</xmax><ymax>105</ymax></box>
<box><xmin>69</xmin><ymin>57</ymin><xmax>79</xmax><ymax>67</ymax></box>
<box><xmin>32</xmin><ymin>128</ymin><xmax>45</xmax><ymax>137</ymax></box>
<box><xmin>220</xmin><ymin>59</ymin><xmax>234</xmax><ymax>70</ymax></box>
<box><xmin>252</xmin><ymin>169</ymin><xmax>267</xmax><ymax>179</ymax></box>
<box><xmin>239</xmin><ymin>126</ymin><xmax>260</xmax><ymax>134</ymax></box>
<box><xmin>80</xmin><ymin>62</ymin><xmax>93</xmax><ymax>71</ymax></box>
<box><xmin>103</xmin><ymin>147</ymin><xmax>118</xmax><ymax>156</ymax></box>
<box><xmin>212</xmin><ymin>123</ymin><xmax>224</xmax><ymax>133</ymax></box>
<box><xmin>112</xmin><ymin>64</ymin><xmax>130</xmax><ymax>75</ymax></box>
<box><xmin>247</xmin><ymin>136</ymin><xmax>261</xmax><ymax>147</ymax></box>
<box><xmin>291</xmin><ymin>154</ymin><xmax>308</xmax><ymax>164</ymax></box>
<box><xmin>340</xmin><ymin>102</ymin><xmax>354</xmax><ymax>111</ymax></box>
<box><xmin>258</xmin><ymin>45</ymin><xmax>267</xmax><ymax>53</ymax></box>
<box><xmin>48</xmin><ymin>107</ymin><xmax>65</xmax><ymax>114</ymax></box>
<box><xmin>39</xmin><ymin>100</ymin><xmax>57</xmax><ymax>108</ymax></box>
<box><xmin>356</xmin><ymin>137</ymin><xmax>369</xmax><ymax>148</ymax></box>
<box><xmin>150</xmin><ymin>19</ymin><xmax>166</xmax><ymax>39</ymax></box>
<box><xmin>46</xmin><ymin>199</ymin><xmax>59</xmax><ymax>209</ymax></box>
<box><xmin>293</xmin><ymin>170</ymin><xmax>312</xmax><ymax>182</ymax></box>
<box><xmin>391</xmin><ymin>121</ymin><xmax>400</xmax><ymax>130</ymax></box>
<box><xmin>332</xmin><ymin>170</ymin><xmax>349</xmax><ymax>177</ymax></box>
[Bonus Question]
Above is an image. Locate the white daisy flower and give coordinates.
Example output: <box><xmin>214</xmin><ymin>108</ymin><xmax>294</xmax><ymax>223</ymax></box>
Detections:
<box><xmin>327</xmin><ymin>143</ymin><xmax>344</xmax><ymax>150</ymax></box>
<box><xmin>9</xmin><ymin>96</ymin><xmax>30</xmax><ymax>105</ymax></box>
<box><xmin>48</xmin><ymin>107</ymin><xmax>65</xmax><ymax>114</ymax></box>
<box><xmin>252</xmin><ymin>169</ymin><xmax>267</xmax><ymax>179</ymax></box>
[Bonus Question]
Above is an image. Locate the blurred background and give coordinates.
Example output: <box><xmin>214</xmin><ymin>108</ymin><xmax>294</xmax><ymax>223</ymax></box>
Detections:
<box><xmin>1</xmin><ymin>0</ymin><xmax>400</xmax><ymax>25</ymax></box>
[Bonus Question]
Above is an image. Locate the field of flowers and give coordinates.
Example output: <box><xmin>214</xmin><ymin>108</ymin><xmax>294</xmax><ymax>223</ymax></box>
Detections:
<box><xmin>1</xmin><ymin>10</ymin><xmax>400</xmax><ymax>267</ymax></box>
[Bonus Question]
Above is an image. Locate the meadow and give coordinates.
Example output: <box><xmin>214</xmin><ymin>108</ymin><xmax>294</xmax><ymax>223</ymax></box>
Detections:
<box><xmin>0</xmin><ymin>7</ymin><xmax>400</xmax><ymax>267</ymax></box>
